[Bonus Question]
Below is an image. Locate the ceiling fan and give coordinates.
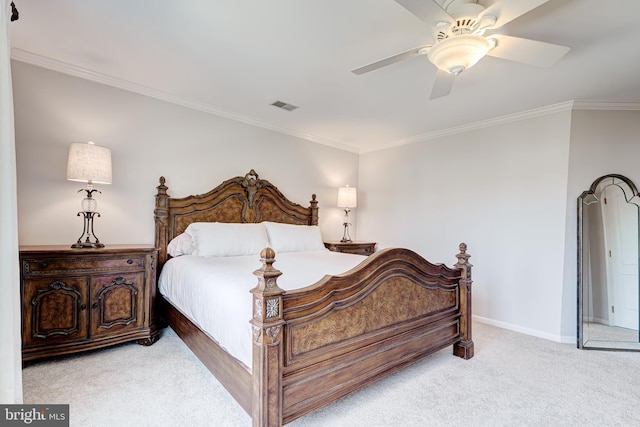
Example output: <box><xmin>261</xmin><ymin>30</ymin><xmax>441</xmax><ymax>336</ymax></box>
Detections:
<box><xmin>352</xmin><ymin>0</ymin><xmax>570</xmax><ymax>99</ymax></box>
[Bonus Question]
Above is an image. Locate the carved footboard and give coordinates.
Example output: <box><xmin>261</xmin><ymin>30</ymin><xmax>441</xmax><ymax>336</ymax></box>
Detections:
<box><xmin>251</xmin><ymin>244</ymin><xmax>473</xmax><ymax>426</ymax></box>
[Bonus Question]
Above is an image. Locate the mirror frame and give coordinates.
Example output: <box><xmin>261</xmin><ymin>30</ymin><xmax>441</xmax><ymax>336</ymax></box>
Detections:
<box><xmin>577</xmin><ymin>173</ymin><xmax>640</xmax><ymax>350</ymax></box>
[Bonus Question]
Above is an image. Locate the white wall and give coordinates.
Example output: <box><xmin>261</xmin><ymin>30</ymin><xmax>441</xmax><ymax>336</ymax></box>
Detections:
<box><xmin>359</xmin><ymin>110</ymin><xmax>573</xmax><ymax>341</ymax></box>
<box><xmin>12</xmin><ymin>61</ymin><xmax>359</xmax><ymax>246</ymax></box>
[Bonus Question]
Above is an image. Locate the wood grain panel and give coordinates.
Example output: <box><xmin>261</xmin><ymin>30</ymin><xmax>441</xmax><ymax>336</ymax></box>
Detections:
<box><xmin>288</xmin><ymin>277</ymin><xmax>457</xmax><ymax>357</ymax></box>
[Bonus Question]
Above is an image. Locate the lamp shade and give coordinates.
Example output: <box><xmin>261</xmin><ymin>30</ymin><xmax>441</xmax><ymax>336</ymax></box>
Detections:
<box><xmin>337</xmin><ymin>186</ymin><xmax>357</xmax><ymax>208</ymax></box>
<box><xmin>427</xmin><ymin>34</ymin><xmax>494</xmax><ymax>75</ymax></box>
<box><xmin>66</xmin><ymin>141</ymin><xmax>112</xmax><ymax>184</ymax></box>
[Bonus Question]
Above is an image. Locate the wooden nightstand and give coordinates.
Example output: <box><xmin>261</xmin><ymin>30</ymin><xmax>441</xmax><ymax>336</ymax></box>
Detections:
<box><xmin>19</xmin><ymin>244</ymin><xmax>159</xmax><ymax>362</ymax></box>
<box><xmin>324</xmin><ymin>241</ymin><xmax>376</xmax><ymax>256</ymax></box>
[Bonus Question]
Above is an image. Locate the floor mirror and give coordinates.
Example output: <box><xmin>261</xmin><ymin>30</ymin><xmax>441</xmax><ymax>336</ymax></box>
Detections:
<box><xmin>578</xmin><ymin>174</ymin><xmax>640</xmax><ymax>350</ymax></box>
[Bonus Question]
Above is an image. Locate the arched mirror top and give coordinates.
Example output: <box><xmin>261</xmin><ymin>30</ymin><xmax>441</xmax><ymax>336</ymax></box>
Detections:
<box><xmin>580</xmin><ymin>174</ymin><xmax>640</xmax><ymax>207</ymax></box>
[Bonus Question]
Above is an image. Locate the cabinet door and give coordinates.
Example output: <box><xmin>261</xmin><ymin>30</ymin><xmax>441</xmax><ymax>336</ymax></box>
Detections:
<box><xmin>90</xmin><ymin>273</ymin><xmax>144</xmax><ymax>337</ymax></box>
<box><xmin>22</xmin><ymin>278</ymin><xmax>89</xmax><ymax>347</ymax></box>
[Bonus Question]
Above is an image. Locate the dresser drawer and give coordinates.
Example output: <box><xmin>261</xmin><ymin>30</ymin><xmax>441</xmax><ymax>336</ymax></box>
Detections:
<box><xmin>22</xmin><ymin>254</ymin><xmax>145</xmax><ymax>275</ymax></box>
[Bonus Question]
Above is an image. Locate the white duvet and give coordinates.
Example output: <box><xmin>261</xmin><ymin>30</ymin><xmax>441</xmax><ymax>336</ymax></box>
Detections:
<box><xmin>158</xmin><ymin>250</ymin><xmax>366</xmax><ymax>369</ymax></box>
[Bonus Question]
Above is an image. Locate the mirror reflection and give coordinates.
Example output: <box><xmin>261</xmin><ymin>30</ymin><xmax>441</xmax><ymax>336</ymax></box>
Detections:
<box><xmin>578</xmin><ymin>174</ymin><xmax>640</xmax><ymax>350</ymax></box>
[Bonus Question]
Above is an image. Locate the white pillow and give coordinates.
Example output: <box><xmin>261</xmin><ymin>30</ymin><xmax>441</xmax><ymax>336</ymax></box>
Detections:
<box><xmin>167</xmin><ymin>232</ymin><xmax>195</xmax><ymax>257</ymax></box>
<box><xmin>185</xmin><ymin>222</ymin><xmax>269</xmax><ymax>257</ymax></box>
<box><xmin>263</xmin><ymin>222</ymin><xmax>326</xmax><ymax>253</ymax></box>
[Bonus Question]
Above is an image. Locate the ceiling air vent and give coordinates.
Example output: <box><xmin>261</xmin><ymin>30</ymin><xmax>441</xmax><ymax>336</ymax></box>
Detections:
<box><xmin>270</xmin><ymin>100</ymin><xmax>299</xmax><ymax>112</ymax></box>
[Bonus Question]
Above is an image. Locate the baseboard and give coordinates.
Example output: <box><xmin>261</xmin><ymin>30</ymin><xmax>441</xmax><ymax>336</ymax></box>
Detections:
<box><xmin>473</xmin><ymin>315</ymin><xmax>576</xmax><ymax>345</ymax></box>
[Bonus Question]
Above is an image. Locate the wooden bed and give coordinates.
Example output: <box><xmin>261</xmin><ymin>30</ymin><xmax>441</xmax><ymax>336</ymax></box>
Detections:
<box><xmin>153</xmin><ymin>169</ymin><xmax>473</xmax><ymax>426</ymax></box>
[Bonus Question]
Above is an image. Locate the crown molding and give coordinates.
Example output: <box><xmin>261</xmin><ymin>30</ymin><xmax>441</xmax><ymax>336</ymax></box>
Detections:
<box><xmin>362</xmin><ymin>100</ymin><xmax>640</xmax><ymax>153</ymax></box>
<box><xmin>571</xmin><ymin>100</ymin><xmax>640</xmax><ymax>111</ymax></box>
<box><xmin>362</xmin><ymin>101</ymin><xmax>576</xmax><ymax>153</ymax></box>
<box><xmin>11</xmin><ymin>49</ymin><xmax>639</xmax><ymax>156</ymax></box>
<box><xmin>10</xmin><ymin>48</ymin><xmax>359</xmax><ymax>154</ymax></box>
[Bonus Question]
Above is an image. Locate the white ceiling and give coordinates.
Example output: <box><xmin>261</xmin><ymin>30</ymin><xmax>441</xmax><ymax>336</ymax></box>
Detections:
<box><xmin>9</xmin><ymin>0</ymin><xmax>640</xmax><ymax>153</ymax></box>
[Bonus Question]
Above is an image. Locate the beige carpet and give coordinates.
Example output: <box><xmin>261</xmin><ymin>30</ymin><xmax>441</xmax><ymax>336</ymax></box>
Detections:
<box><xmin>23</xmin><ymin>322</ymin><xmax>640</xmax><ymax>426</ymax></box>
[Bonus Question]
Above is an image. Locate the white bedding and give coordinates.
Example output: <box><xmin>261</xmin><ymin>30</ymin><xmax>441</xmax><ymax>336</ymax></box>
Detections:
<box><xmin>158</xmin><ymin>250</ymin><xmax>367</xmax><ymax>369</ymax></box>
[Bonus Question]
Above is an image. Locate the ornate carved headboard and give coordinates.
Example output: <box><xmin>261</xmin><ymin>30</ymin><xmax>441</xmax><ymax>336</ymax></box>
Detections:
<box><xmin>154</xmin><ymin>169</ymin><xmax>319</xmax><ymax>268</ymax></box>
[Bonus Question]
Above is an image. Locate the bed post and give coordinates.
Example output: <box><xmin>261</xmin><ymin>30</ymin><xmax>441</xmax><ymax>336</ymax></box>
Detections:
<box><xmin>309</xmin><ymin>194</ymin><xmax>318</xmax><ymax>226</ymax></box>
<box><xmin>154</xmin><ymin>176</ymin><xmax>170</xmax><ymax>270</ymax></box>
<box><xmin>250</xmin><ymin>248</ymin><xmax>286</xmax><ymax>427</ymax></box>
<box><xmin>453</xmin><ymin>242</ymin><xmax>474</xmax><ymax>359</ymax></box>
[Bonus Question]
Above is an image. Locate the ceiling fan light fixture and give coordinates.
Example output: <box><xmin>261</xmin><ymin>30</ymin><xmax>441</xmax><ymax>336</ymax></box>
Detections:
<box><xmin>427</xmin><ymin>34</ymin><xmax>493</xmax><ymax>75</ymax></box>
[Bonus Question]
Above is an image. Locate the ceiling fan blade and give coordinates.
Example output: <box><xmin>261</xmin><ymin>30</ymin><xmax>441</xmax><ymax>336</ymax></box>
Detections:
<box><xmin>394</xmin><ymin>0</ymin><xmax>453</xmax><ymax>27</ymax></box>
<box><xmin>480</xmin><ymin>0</ymin><xmax>550</xmax><ymax>29</ymax></box>
<box><xmin>351</xmin><ymin>46</ymin><xmax>428</xmax><ymax>75</ymax></box>
<box><xmin>430</xmin><ymin>70</ymin><xmax>455</xmax><ymax>100</ymax></box>
<box><xmin>487</xmin><ymin>34</ymin><xmax>570</xmax><ymax>67</ymax></box>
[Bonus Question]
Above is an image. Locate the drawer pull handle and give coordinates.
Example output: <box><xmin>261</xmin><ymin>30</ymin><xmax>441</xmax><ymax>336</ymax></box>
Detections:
<box><xmin>92</xmin><ymin>303</ymin><xmax>98</xmax><ymax>309</ymax></box>
<box><xmin>80</xmin><ymin>304</ymin><xmax>87</xmax><ymax>311</ymax></box>
<box><xmin>127</xmin><ymin>259</ymin><xmax>133</xmax><ymax>264</ymax></box>
<box><xmin>40</xmin><ymin>262</ymin><xmax>48</xmax><ymax>269</ymax></box>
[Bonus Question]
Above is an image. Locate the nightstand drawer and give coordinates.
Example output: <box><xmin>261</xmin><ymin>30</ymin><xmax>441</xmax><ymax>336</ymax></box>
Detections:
<box><xmin>324</xmin><ymin>241</ymin><xmax>376</xmax><ymax>256</ymax></box>
<box><xmin>22</xmin><ymin>254</ymin><xmax>145</xmax><ymax>275</ymax></box>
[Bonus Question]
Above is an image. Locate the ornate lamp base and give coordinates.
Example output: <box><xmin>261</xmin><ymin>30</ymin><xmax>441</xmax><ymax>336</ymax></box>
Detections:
<box><xmin>72</xmin><ymin>211</ymin><xmax>104</xmax><ymax>248</ymax></box>
<box><xmin>340</xmin><ymin>208</ymin><xmax>353</xmax><ymax>243</ymax></box>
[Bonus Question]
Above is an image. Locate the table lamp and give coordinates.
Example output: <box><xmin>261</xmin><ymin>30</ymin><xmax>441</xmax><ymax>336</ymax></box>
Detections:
<box><xmin>337</xmin><ymin>185</ymin><xmax>357</xmax><ymax>242</ymax></box>
<box><xmin>66</xmin><ymin>141</ymin><xmax>112</xmax><ymax>248</ymax></box>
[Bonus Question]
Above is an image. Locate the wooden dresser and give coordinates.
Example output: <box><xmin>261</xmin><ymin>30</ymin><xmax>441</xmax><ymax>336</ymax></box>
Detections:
<box><xmin>19</xmin><ymin>245</ymin><xmax>159</xmax><ymax>362</ymax></box>
<box><xmin>324</xmin><ymin>241</ymin><xmax>376</xmax><ymax>256</ymax></box>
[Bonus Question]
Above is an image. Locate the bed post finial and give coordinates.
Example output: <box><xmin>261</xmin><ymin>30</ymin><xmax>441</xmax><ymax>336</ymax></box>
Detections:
<box><xmin>454</xmin><ymin>242</ymin><xmax>474</xmax><ymax>359</ymax></box>
<box><xmin>250</xmin><ymin>248</ymin><xmax>285</xmax><ymax>427</ymax></box>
